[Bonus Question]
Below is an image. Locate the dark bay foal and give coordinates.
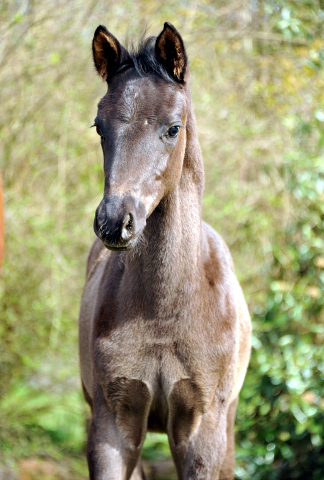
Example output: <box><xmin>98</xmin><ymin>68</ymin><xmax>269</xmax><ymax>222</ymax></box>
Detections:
<box><xmin>79</xmin><ymin>22</ymin><xmax>251</xmax><ymax>480</ymax></box>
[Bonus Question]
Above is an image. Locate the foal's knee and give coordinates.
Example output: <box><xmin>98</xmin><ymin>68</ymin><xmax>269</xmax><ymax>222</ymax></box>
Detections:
<box><xmin>168</xmin><ymin>380</ymin><xmax>231</xmax><ymax>479</ymax></box>
<box><xmin>105</xmin><ymin>377</ymin><xmax>151</xmax><ymax>449</ymax></box>
<box><xmin>168</xmin><ymin>378</ymin><xmax>204</xmax><ymax>447</ymax></box>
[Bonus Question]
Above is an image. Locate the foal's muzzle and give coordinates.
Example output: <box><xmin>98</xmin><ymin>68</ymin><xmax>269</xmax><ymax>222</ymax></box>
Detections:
<box><xmin>94</xmin><ymin>195</ymin><xmax>146</xmax><ymax>250</ymax></box>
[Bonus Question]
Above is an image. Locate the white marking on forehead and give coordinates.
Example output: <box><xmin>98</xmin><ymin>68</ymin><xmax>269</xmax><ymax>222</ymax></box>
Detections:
<box><xmin>144</xmin><ymin>119</ymin><xmax>148</xmax><ymax>125</ymax></box>
<box><xmin>123</xmin><ymin>83</ymin><xmax>137</xmax><ymax>106</ymax></box>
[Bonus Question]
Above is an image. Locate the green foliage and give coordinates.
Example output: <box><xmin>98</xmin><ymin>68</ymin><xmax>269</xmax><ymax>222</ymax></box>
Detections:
<box><xmin>1</xmin><ymin>1</ymin><xmax>324</xmax><ymax>478</ymax></box>
<box><xmin>237</xmin><ymin>158</ymin><xmax>324</xmax><ymax>480</ymax></box>
<box><xmin>0</xmin><ymin>383</ymin><xmax>86</xmax><ymax>456</ymax></box>
<box><xmin>142</xmin><ymin>434</ymin><xmax>171</xmax><ymax>461</ymax></box>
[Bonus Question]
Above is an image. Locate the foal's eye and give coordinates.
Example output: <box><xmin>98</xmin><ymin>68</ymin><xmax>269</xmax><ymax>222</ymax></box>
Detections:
<box><xmin>167</xmin><ymin>125</ymin><xmax>181</xmax><ymax>138</ymax></box>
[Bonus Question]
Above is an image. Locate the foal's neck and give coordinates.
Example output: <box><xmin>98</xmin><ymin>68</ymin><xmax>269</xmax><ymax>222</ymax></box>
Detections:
<box><xmin>123</xmin><ymin>102</ymin><xmax>205</xmax><ymax>312</ymax></box>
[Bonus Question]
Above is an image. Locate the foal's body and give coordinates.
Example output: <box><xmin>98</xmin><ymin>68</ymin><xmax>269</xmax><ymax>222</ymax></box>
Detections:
<box><xmin>79</xmin><ymin>22</ymin><xmax>251</xmax><ymax>480</ymax></box>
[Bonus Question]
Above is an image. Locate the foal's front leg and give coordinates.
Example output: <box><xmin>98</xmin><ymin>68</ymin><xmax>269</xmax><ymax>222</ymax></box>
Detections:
<box><xmin>87</xmin><ymin>381</ymin><xmax>150</xmax><ymax>480</ymax></box>
<box><xmin>169</xmin><ymin>410</ymin><xmax>229</xmax><ymax>480</ymax></box>
<box><xmin>168</xmin><ymin>380</ymin><xmax>232</xmax><ymax>480</ymax></box>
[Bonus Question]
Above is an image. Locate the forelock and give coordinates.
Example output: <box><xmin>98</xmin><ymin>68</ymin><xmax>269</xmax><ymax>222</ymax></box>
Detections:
<box><xmin>115</xmin><ymin>36</ymin><xmax>177</xmax><ymax>84</ymax></box>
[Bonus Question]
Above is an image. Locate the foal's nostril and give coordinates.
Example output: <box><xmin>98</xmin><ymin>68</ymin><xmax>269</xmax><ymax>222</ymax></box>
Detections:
<box><xmin>94</xmin><ymin>208</ymin><xmax>107</xmax><ymax>239</ymax></box>
<box><xmin>94</xmin><ymin>195</ymin><xmax>146</xmax><ymax>249</ymax></box>
<box><xmin>121</xmin><ymin>212</ymin><xmax>134</xmax><ymax>241</ymax></box>
<box><xmin>126</xmin><ymin>214</ymin><xmax>133</xmax><ymax>231</ymax></box>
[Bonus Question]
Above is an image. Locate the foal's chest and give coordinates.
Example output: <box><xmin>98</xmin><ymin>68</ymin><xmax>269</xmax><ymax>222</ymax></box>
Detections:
<box><xmin>93</xmin><ymin>309</ymin><xmax>235</xmax><ymax>423</ymax></box>
<box><xmin>95</xmin><ymin>317</ymin><xmax>192</xmax><ymax>386</ymax></box>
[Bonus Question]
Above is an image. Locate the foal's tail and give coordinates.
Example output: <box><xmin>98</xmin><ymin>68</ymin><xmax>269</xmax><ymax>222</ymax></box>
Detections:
<box><xmin>132</xmin><ymin>462</ymin><xmax>148</xmax><ymax>480</ymax></box>
<box><xmin>140</xmin><ymin>464</ymin><xmax>148</xmax><ymax>480</ymax></box>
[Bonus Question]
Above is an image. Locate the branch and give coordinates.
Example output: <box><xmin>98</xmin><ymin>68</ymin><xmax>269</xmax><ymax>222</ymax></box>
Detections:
<box><xmin>208</xmin><ymin>30</ymin><xmax>308</xmax><ymax>46</ymax></box>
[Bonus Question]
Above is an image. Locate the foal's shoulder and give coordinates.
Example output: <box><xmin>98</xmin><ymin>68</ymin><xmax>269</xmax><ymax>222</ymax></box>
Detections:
<box><xmin>202</xmin><ymin>221</ymin><xmax>234</xmax><ymax>274</ymax></box>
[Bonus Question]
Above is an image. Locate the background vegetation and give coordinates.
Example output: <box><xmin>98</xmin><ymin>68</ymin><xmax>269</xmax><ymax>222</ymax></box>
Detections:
<box><xmin>1</xmin><ymin>1</ymin><xmax>324</xmax><ymax>479</ymax></box>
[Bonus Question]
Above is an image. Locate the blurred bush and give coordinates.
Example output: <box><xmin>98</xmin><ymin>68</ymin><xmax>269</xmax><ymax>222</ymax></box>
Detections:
<box><xmin>0</xmin><ymin>1</ymin><xmax>324</xmax><ymax>479</ymax></box>
<box><xmin>236</xmin><ymin>157</ymin><xmax>324</xmax><ymax>480</ymax></box>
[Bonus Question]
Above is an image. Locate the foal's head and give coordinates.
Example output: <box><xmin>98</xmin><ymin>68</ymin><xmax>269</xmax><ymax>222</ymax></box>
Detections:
<box><xmin>92</xmin><ymin>23</ymin><xmax>189</xmax><ymax>251</ymax></box>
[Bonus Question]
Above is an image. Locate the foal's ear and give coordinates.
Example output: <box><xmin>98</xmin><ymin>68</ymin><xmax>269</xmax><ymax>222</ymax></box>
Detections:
<box><xmin>155</xmin><ymin>22</ymin><xmax>187</xmax><ymax>82</ymax></box>
<box><xmin>92</xmin><ymin>25</ymin><xmax>129</xmax><ymax>81</ymax></box>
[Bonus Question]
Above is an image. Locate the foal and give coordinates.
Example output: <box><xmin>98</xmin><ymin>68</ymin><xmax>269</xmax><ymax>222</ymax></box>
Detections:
<box><xmin>79</xmin><ymin>22</ymin><xmax>251</xmax><ymax>480</ymax></box>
